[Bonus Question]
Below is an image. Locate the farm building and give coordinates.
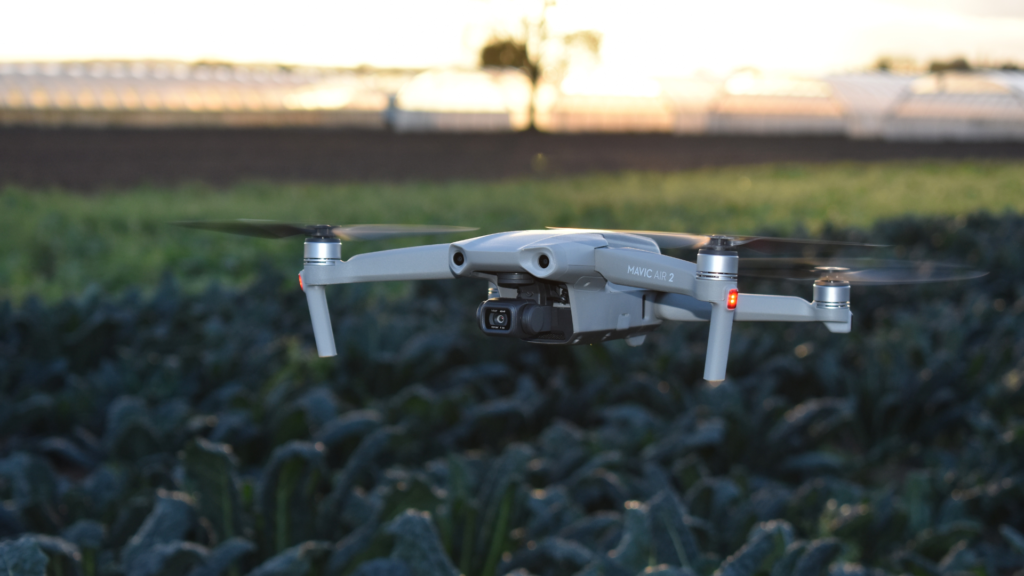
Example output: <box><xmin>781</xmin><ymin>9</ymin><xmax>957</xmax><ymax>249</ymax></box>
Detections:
<box><xmin>534</xmin><ymin>71</ymin><xmax>675</xmax><ymax>132</ymax></box>
<box><xmin>2</xmin><ymin>61</ymin><xmax>1024</xmax><ymax>140</ymax></box>
<box><xmin>661</xmin><ymin>70</ymin><xmax>1024</xmax><ymax>141</ymax></box>
<box><xmin>0</xmin><ymin>61</ymin><xmax>398</xmax><ymax>129</ymax></box>
<box><xmin>390</xmin><ymin>69</ymin><xmax>531</xmax><ymax>132</ymax></box>
<box><xmin>660</xmin><ymin>76</ymin><xmax>721</xmax><ymax>134</ymax></box>
<box><xmin>878</xmin><ymin>72</ymin><xmax>1024</xmax><ymax>141</ymax></box>
<box><xmin>825</xmin><ymin>73</ymin><xmax>915</xmax><ymax>138</ymax></box>
<box><xmin>703</xmin><ymin>71</ymin><xmax>846</xmax><ymax>136</ymax></box>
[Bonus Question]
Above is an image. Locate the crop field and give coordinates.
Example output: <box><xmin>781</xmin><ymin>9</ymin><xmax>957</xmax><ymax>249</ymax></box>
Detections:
<box><xmin>1</xmin><ymin>161</ymin><xmax>1024</xmax><ymax>576</ymax></box>
<box><xmin>3</xmin><ymin>161</ymin><xmax>1024</xmax><ymax>302</ymax></box>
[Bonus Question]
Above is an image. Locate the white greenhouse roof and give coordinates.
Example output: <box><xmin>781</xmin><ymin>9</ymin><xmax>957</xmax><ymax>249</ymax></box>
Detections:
<box><xmin>394</xmin><ymin>69</ymin><xmax>531</xmax><ymax>115</ymax></box>
<box><xmin>826</xmin><ymin>74</ymin><xmax>914</xmax><ymax>114</ymax></box>
<box><xmin>0</xmin><ymin>61</ymin><xmax>398</xmax><ymax>128</ymax></box>
<box><xmin>3</xmin><ymin>61</ymin><xmax>1024</xmax><ymax>139</ymax></box>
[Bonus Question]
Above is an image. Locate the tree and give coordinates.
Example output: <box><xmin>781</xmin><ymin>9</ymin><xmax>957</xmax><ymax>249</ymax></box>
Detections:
<box><xmin>929</xmin><ymin>57</ymin><xmax>971</xmax><ymax>73</ymax></box>
<box><xmin>479</xmin><ymin>1</ymin><xmax>601</xmax><ymax>131</ymax></box>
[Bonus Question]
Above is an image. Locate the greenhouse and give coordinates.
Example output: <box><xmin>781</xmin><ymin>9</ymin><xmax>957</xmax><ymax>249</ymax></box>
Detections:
<box><xmin>0</xmin><ymin>61</ymin><xmax>393</xmax><ymax>128</ymax></box>
<box><xmin>3</xmin><ymin>61</ymin><xmax>1024</xmax><ymax>140</ymax></box>
<box><xmin>879</xmin><ymin>72</ymin><xmax>1024</xmax><ymax>141</ymax></box>
<box><xmin>391</xmin><ymin>69</ymin><xmax>532</xmax><ymax>132</ymax></box>
<box><xmin>825</xmin><ymin>73</ymin><xmax>914</xmax><ymax>139</ymax></box>
<box><xmin>702</xmin><ymin>71</ymin><xmax>846</xmax><ymax>136</ymax></box>
<box><xmin>535</xmin><ymin>71</ymin><xmax>675</xmax><ymax>133</ymax></box>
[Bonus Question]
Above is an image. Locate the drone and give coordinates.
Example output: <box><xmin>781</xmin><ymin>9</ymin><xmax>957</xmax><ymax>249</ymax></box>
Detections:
<box><xmin>177</xmin><ymin>220</ymin><xmax>983</xmax><ymax>383</ymax></box>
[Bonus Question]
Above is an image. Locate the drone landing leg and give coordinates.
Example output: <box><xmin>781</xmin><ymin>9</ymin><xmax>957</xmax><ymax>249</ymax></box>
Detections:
<box><xmin>304</xmin><ymin>284</ymin><xmax>337</xmax><ymax>357</ymax></box>
<box><xmin>704</xmin><ymin>302</ymin><xmax>735</xmax><ymax>383</ymax></box>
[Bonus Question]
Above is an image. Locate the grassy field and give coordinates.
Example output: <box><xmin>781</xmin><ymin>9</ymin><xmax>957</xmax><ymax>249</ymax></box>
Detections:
<box><xmin>2</xmin><ymin>160</ymin><xmax>1023</xmax><ymax>301</ymax></box>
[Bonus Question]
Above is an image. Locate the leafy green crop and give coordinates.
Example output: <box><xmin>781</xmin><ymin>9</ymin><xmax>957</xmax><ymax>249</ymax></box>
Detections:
<box><xmin>0</xmin><ymin>212</ymin><xmax>1022</xmax><ymax>576</ymax></box>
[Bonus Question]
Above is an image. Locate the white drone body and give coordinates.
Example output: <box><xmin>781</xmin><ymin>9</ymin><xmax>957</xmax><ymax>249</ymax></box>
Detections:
<box><xmin>299</xmin><ymin>229</ymin><xmax>852</xmax><ymax>383</ymax></box>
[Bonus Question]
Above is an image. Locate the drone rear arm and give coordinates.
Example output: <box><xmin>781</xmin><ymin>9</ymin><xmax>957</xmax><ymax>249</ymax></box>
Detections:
<box><xmin>595</xmin><ymin>248</ymin><xmax>742</xmax><ymax>381</ymax></box>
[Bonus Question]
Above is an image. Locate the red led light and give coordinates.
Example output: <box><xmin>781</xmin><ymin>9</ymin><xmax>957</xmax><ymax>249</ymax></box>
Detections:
<box><xmin>298</xmin><ymin>273</ymin><xmax>305</xmax><ymax>293</ymax></box>
<box><xmin>727</xmin><ymin>288</ymin><xmax>739</xmax><ymax>310</ymax></box>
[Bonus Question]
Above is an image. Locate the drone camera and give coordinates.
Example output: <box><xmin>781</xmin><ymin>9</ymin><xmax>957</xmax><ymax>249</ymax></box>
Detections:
<box><xmin>485</xmin><ymin>306</ymin><xmax>513</xmax><ymax>331</ymax></box>
<box><xmin>478</xmin><ymin>299</ymin><xmax>530</xmax><ymax>336</ymax></box>
<box><xmin>453</xmin><ymin>251</ymin><xmax>465</xmax><ymax>266</ymax></box>
<box><xmin>477</xmin><ymin>297</ymin><xmax>572</xmax><ymax>341</ymax></box>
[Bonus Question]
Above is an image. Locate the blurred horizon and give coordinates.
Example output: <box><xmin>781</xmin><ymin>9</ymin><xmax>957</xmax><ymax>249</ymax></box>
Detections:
<box><xmin>3</xmin><ymin>0</ymin><xmax>1024</xmax><ymax>77</ymax></box>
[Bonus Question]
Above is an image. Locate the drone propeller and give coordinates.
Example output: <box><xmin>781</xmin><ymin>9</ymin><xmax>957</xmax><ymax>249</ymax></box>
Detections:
<box><xmin>548</xmin><ymin>228</ymin><xmax>884</xmax><ymax>253</ymax></box>
<box><xmin>738</xmin><ymin>258</ymin><xmax>986</xmax><ymax>284</ymax></box>
<box><xmin>174</xmin><ymin>219</ymin><xmax>477</xmax><ymax>241</ymax></box>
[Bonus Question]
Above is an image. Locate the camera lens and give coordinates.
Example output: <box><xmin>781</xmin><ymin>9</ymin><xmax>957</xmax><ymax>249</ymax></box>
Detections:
<box><xmin>487</xmin><ymin>309</ymin><xmax>510</xmax><ymax>329</ymax></box>
<box><xmin>453</xmin><ymin>252</ymin><xmax>465</xmax><ymax>266</ymax></box>
<box><xmin>538</xmin><ymin>254</ymin><xmax>550</xmax><ymax>268</ymax></box>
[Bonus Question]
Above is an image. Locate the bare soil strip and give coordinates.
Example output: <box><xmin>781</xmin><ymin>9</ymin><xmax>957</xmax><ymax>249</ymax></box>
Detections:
<box><xmin>3</xmin><ymin>128</ymin><xmax>1024</xmax><ymax>190</ymax></box>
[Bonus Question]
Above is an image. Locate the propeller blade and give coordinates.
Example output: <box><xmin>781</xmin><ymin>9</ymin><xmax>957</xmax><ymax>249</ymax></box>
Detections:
<box><xmin>174</xmin><ymin>220</ymin><xmax>312</xmax><ymax>239</ymax></box>
<box><xmin>174</xmin><ymin>220</ymin><xmax>477</xmax><ymax>240</ymax></box>
<box><xmin>729</xmin><ymin>236</ymin><xmax>887</xmax><ymax>254</ymax></box>
<box><xmin>738</xmin><ymin>258</ymin><xmax>986</xmax><ymax>284</ymax></box>
<box><xmin>330</xmin><ymin>224</ymin><xmax>478</xmax><ymax>241</ymax></box>
<box><xmin>551</xmin><ymin>228</ymin><xmax>883</xmax><ymax>253</ymax></box>
<box><xmin>550</xmin><ymin>228</ymin><xmax>712</xmax><ymax>249</ymax></box>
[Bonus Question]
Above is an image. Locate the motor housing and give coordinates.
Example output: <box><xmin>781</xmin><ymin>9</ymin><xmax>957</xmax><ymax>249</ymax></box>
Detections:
<box><xmin>813</xmin><ymin>280</ymin><xmax>851</xmax><ymax>308</ymax></box>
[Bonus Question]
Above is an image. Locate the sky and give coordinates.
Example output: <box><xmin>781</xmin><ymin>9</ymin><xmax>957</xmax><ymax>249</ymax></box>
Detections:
<box><xmin>2</xmin><ymin>0</ymin><xmax>1023</xmax><ymax>77</ymax></box>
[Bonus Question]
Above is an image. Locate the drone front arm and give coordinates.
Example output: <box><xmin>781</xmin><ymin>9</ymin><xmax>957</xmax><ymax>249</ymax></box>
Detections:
<box><xmin>301</xmin><ymin>243</ymin><xmax>455</xmax><ymax>286</ymax></box>
<box><xmin>299</xmin><ymin>244</ymin><xmax>455</xmax><ymax>358</ymax></box>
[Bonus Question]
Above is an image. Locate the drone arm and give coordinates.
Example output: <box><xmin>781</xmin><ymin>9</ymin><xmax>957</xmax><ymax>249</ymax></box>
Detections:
<box><xmin>595</xmin><ymin>248</ymin><xmax>739</xmax><ymax>382</ymax></box>
<box><xmin>302</xmin><ymin>244</ymin><xmax>455</xmax><ymax>286</ymax></box>
<box><xmin>734</xmin><ymin>294</ymin><xmax>815</xmax><ymax>321</ymax></box>
<box><xmin>299</xmin><ymin>244</ymin><xmax>454</xmax><ymax>359</ymax></box>
<box><xmin>654</xmin><ymin>293</ymin><xmax>851</xmax><ymax>332</ymax></box>
<box><xmin>653</xmin><ymin>293</ymin><xmax>712</xmax><ymax>321</ymax></box>
<box><xmin>736</xmin><ymin>294</ymin><xmax>851</xmax><ymax>332</ymax></box>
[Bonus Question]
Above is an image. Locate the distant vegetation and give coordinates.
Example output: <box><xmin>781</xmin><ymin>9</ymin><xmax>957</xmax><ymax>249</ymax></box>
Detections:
<box><xmin>2</xmin><ymin>161</ymin><xmax>1023</xmax><ymax>302</ymax></box>
<box><xmin>874</xmin><ymin>56</ymin><xmax>1022</xmax><ymax>73</ymax></box>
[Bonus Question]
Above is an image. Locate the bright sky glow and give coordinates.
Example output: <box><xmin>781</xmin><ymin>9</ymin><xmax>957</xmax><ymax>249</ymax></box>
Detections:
<box><xmin>2</xmin><ymin>0</ymin><xmax>1023</xmax><ymax>76</ymax></box>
